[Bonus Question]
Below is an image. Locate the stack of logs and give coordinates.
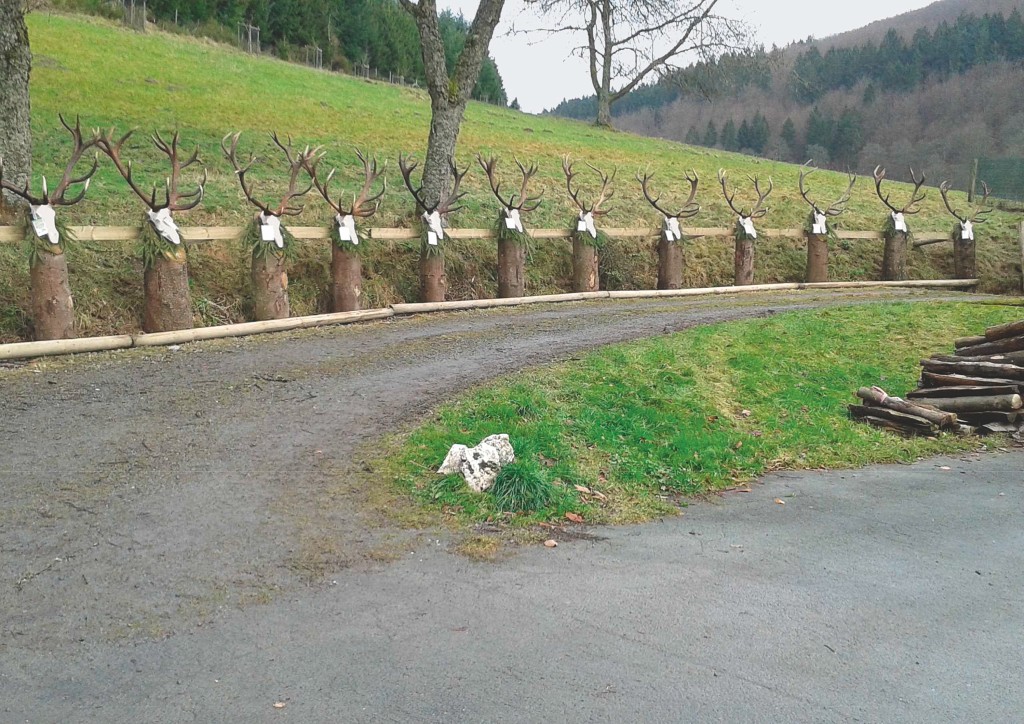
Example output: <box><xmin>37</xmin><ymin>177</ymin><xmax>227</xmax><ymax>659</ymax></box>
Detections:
<box><xmin>850</xmin><ymin>318</ymin><xmax>1024</xmax><ymax>436</ymax></box>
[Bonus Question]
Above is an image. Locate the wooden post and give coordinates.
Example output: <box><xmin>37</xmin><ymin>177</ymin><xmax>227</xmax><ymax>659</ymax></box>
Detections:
<box><xmin>882</xmin><ymin>231</ymin><xmax>908</xmax><ymax>281</ymax></box>
<box><xmin>1019</xmin><ymin>220</ymin><xmax>1024</xmax><ymax>294</ymax></box>
<box><xmin>496</xmin><ymin>238</ymin><xmax>526</xmax><ymax>298</ymax></box>
<box><xmin>30</xmin><ymin>249</ymin><xmax>75</xmax><ymax>340</ymax></box>
<box><xmin>734</xmin><ymin>237</ymin><xmax>755</xmax><ymax>286</ymax></box>
<box><xmin>805</xmin><ymin>232</ymin><xmax>829</xmax><ymax>283</ymax></box>
<box><xmin>330</xmin><ymin>245</ymin><xmax>361</xmax><ymax>312</ymax></box>
<box><xmin>572</xmin><ymin>239</ymin><xmax>599</xmax><ymax>292</ymax></box>
<box><xmin>144</xmin><ymin>247</ymin><xmax>193</xmax><ymax>332</ymax></box>
<box><xmin>657</xmin><ymin>238</ymin><xmax>683</xmax><ymax>290</ymax></box>
<box><xmin>251</xmin><ymin>251</ymin><xmax>289</xmax><ymax>320</ymax></box>
<box><xmin>419</xmin><ymin>245</ymin><xmax>446</xmax><ymax>303</ymax></box>
<box><xmin>953</xmin><ymin>230</ymin><xmax>977</xmax><ymax>280</ymax></box>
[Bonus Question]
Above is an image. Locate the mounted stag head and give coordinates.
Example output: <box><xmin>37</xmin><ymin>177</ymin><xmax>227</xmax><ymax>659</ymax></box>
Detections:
<box><xmin>873</xmin><ymin>165</ymin><xmax>926</xmax><ymax>234</ymax></box>
<box><xmin>222</xmin><ymin>132</ymin><xmax>317</xmax><ymax>249</ymax></box>
<box><xmin>397</xmin><ymin>154</ymin><xmax>468</xmax><ymax>246</ymax></box>
<box><xmin>0</xmin><ymin>115</ymin><xmax>99</xmax><ymax>246</ymax></box>
<box><xmin>97</xmin><ymin>127</ymin><xmax>207</xmax><ymax>246</ymax></box>
<box><xmin>799</xmin><ymin>162</ymin><xmax>856</xmax><ymax>235</ymax></box>
<box><xmin>477</xmin><ymin>154</ymin><xmax>544</xmax><ymax>234</ymax></box>
<box><xmin>562</xmin><ymin>156</ymin><xmax>615</xmax><ymax>239</ymax></box>
<box><xmin>307</xmin><ymin>149</ymin><xmax>387</xmax><ymax>247</ymax></box>
<box><xmin>718</xmin><ymin>169</ymin><xmax>772</xmax><ymax>239</ymax></box>
<box><xmin>637</xmin><ymin>167</ymin><xmax>699</xmax><ymax>242</ymax></box>
<box><xmin>940</xmin><ymin>181</ymin><xmax>990</xmax><ymax>241</ymax></box>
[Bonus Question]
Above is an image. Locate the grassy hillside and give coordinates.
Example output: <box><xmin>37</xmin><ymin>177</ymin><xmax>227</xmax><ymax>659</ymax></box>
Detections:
<box><xmin>1</xmin><ymin>12</ymin><xmax>1020</xmax><ymax>341</ymax></box>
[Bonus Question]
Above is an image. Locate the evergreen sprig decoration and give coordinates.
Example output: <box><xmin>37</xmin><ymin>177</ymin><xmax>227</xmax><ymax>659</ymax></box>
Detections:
<box><xmin>22</xmin><ymin>212</ymin><xmax>76</xmax><ymax>268</ymax></box>
<box><xmin>242</xmin><ymin>215</ymin><xmax>296</xmax><ymax>261</ymax></box>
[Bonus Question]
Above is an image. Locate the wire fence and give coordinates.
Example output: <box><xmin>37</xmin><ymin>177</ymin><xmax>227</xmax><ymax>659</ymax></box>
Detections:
<box><xmin>973</xmin><ymin>158</ymin><xmax>1024</xmax><ymax>204</ymax></box>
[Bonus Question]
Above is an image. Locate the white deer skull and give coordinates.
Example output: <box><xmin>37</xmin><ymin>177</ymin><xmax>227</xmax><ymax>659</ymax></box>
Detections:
<box><xmin>663</xmin><ymin>216</ymin><xmax>682</xmax><ymax>242</ymax></box>
<box><xmin>738</xmin><ymin>215</ymin><xmax>757</xmax><ymax>239</ymax></box>
<box><xmin>147</xmin><ymin>207</ymin><xmax>182</xmax><ymax>245</ymax></box>
<box><xmin>960</xmin><ymin>220</ymin><xmax>974</xmax><ymax>241</ymax></box>
<box><xmin>259</xmin><ymin>212</ymin><xmax>284</xmax><ymax>249</ymax></box>
<box><xmin>30</xmin><ymin>204</ymin><xmax>60</xmax><ymax>245</ymax></box>
<box><xmin>423</xmin><ymin>210</ymin><xmax>444</xmax><ymax>246</ymax></box>
<box><xmin>891</xmin><ymin>211</ymin><xmax>908</xmax><ymax>233</ymax></box>
<box><xmin>336</xmin><ymin>213</ymin><xmax>359</xmax><ymax>245</ymax></box>
<box><xmin>577</xmin><ymin>211</ymin><xmax>597</xmax><ymax>239</ymax></box>
<box><xmin>812</xmin><ymin>212</ymin><xmax>828</xmax><ymax>235</ymax></box>
<box><xmin>503</xmin><ymin>207</ymin><xmax>523</xmax><ymax>233</ymax></box>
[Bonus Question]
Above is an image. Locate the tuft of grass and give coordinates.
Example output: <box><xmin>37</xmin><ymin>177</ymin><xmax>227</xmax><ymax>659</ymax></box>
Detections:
<box><xmin>379</xmin><ymin>302</ymin><xmax>1024</xmax><ymax>527</ymax></box>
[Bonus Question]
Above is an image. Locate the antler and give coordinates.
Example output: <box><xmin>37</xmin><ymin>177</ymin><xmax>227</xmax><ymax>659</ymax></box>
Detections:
<box><xmin>398</xmin><ymin>154</ymin><xmax>467</xmax><ymax>217</ymax></box>
<box><xmin>151</xmin><ymin>130</ymin><xmax>207</xmax><ymax>212</ymax></box>
<box><xmin>222</xmin><ymin>132</ymin><xmax>315</xmax><ymax>217</ymax></box>
<box><xmin>799</xmin><ymin>162</ymin><xmax>856</xmax><ymax>217</ymax></box>
<box><xmin>718</xmin><ymin>169</ymin><xmax>772</xmax><ymax>218</ymax></box>
<box><xmin>398</xmin><ymin>153</ymin><xmax>431</xmax><ymax>213</ymax></box>
<box><xmin>477</xmin><ymin>154</ymin><xmax>544</xmax><ymax>213</ymax></box>
<box><xmin>940</xmin><ymin>180</ymin><xmax>991</xmax><ymax>225</ymax></box>
<box><xmin>307</xmin><ymin>148</ymin><xmax>387</xmax><ymax>218</ymax></box>
<box><xmin>562</xmin><ymin>156</ymin><xmax>615</xmax><ymax>215</ymax></box>
<box><xmin>874</xmin><ymin>165</ymin><xmax>927</xmax><ymax>215</ymax></box>
<box><xmin>637</xmin><ymin>167</ymin><xmax>699</xmax><ymax>219</ymax></box>
<box><xmin>1</xmin><ymin>114</ymin><xmax>100</xmax><ymax>207</ymax></box>
<box><xmin>439</xmin><ymin>159</ymin><xmax>468</xmax><ymax>216</ymax></box>
<box><xmin>97</xmin><ymin>128</ymin><xmax>162</xmax><ymax>210</ymax></box>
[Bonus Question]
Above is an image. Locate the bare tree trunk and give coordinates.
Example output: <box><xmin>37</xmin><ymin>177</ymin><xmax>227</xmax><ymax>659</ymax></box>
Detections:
<box><xmin>883</xmin><ymin>232</ymin><xmax>908</xmax><ymax>281</ymax></box>
<box><xmin>595</xmin><ymin>93</ymin><xmax>613</xmax><ymax>127</ymax></box>
<box><xmin>0</xmin><ymin>0</ymin><xmax>32</xmax><ymax>223</ymax></box>
<box><xmin>497</xmin><ymin>238</ymin><xmax>526</xmax><ymax>297</ymax></box>
<box><xmin>734</xmin><ymin>238</ymin><xmax>755</xmax><ymax>285</ymax></box>
<box><xmin>657</xmin><ymin>238</ymin><xmax>683</xmax><ymax>289</ymax></box>
<box><xmin>420</xmin><ymin>245</ymin><xmax>447</xmax><ymax>302</ymax></box>
<box><xmin>953</xmin><ymin>235</ymin><xmax>976</xmax><ymax>279</ymax></box>
<box><xmin>144</xmin><ymin>247</ymin><xmax>193</xmax><ymax>332</ymax></box>
<box><xmin>330</xmin><ymin>245</ymin><xmax>361</xmax><ymax>312</ymax></box>
<box><xmin>572</xmin><ymin>239</ymin><xmax>599</xmax><ymax>292</ymax></box>
<box><xmin>30</xmin><ymin>250</ymin><xmax>75</xmax><ymax>340</ymax></box>
<box><xmin>805</xmin><ymin>233</ymin><xmax>828</xmax><ymax>283</ymax></box>
<box><xmin>251</xmin><ymin>251</ymin><xmax>289</xmax><ymax>320</ymax></box>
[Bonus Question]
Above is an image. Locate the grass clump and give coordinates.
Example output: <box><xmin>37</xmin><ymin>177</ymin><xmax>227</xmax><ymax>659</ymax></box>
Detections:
<box><xmin>489</xmin><ymin>455</ymin><xmax>558</xmax><ymax>513</ymax></box>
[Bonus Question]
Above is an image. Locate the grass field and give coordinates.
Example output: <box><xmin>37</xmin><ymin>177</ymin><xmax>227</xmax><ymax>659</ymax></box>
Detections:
<box><xmin>0</xmin><ymin>13</ymin><xmax>1021</xmax><ymax>340</ymax></box>
<box><xmin>378</xmin><ymin>302</ymin><xmax>1023</xmax><ymax>531</ymax></box>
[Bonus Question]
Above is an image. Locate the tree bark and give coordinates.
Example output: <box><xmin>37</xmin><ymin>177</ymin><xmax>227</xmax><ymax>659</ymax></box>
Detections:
<box><xmin>955</xmin><ymin>334</ymin><xmax>1024</xmax><ymax>358</ymax></box>
<box><xmin>914</xmin><ymin>394</ymin><xmax>1022</xmax><ymax>414</ymax></box>
<box><xmin>953</xmin><ymin>234</ymin><xmax>976</xmax><ymax>280</ymax></box>
<box><xmin>595</xmin><ymin>92</ymin><xmax>613</xmax><ymax>127</ymax></box>
<box><xmin>855</xmin><ymin>387</ymin><xmax>956</xmax><ymax>428</ymax></box>
<box><xmin>420</xmin><ymin>246</ymin><xmax>447</xmax><ymax>302</ymax></box>
<box><xmin>920</xmin><ymin>358</ymin><xmax>1024</xmax><ymax>381</ymax></box>
<box><xmin>330</xmin><ymin>245</ymin><xmax>362</xmax><ymax>312</ymax></box>
<box><xmin>143</xmin><ymin>247</ymin><xmax>193</xmax><ymax>333</ymax></box>
<box><xmin>30</xmin><ymin>249</ymin><xmax>75</xmax><ymax>340</ymax></box>
<box><xmin>985</xmin><ymin>319</ymin><xmax>1024</xmax><ymax>342</ymax></box>
<box><xmin>921</xmin><ymin>371</ymin><xmax>1023</xmax><ymax>389</ymax></box>
<box><xmin>954</xmin><ymin>334</ymin><xmax>986</xmax><ymax>349</ymax></box>
<box><xmin>251</xmin><ymin>252</ymin><xmax>289</xmax><ymax>321</ymax></box>
<box><xmin>805</xmin><ymin>233</ymin><xmax>828</xmax><ymax>283</ymax></box>
<box><xmin>848</xmin><ymin>406</ymin><xmax>937</xmax><ymax>434</ymax></box>
<box><xmin>497</xmin><ymin>238</ymin><xmax>526</xmax><ymax>297</ymax></box>
<box><xmin>0</xmin><ymin>0</ymin><xmax>32</xmax><ymax>224</ymax></box>
<box><xmin>572</xmin><ymin>239</ymin><xmax>599</xmax><ymax>292</ymax></box>
<box><xmin>882</xmin><ymin>231</ymin><xmax>908</xmax><ymax>281</ymax></box>
<box><xmin>909</xmin><ymin>384</ymin><xmax>1021</xmax><ymax>399</ymax></box>
<box><xmin>734</xmin><ymin>238</ymin><xmax>755</xmax><ymax>286</ymax></box>
<box><xmin>657</xmin><ymin>238</ymin><xmax>683</xmax><ymax>290</ymax></box>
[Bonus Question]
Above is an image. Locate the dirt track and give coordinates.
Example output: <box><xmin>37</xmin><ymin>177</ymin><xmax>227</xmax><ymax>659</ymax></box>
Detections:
<box><xmin>0</xmin><ymin>289</ymin><xmax>991</xmax><ymax>653</ymax></box>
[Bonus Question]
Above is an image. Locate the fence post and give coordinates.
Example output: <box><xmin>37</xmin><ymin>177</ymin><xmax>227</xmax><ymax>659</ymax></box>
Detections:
<box><xmin>1019</xmin><ymin>220</ymin><xmax>1024</xmax><ymax>294</ymax></box>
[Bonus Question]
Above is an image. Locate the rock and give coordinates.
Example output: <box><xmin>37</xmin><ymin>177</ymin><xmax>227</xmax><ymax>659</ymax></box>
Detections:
<box><xmin>437</xmin><ymin>434</ymin><xmax>515</xmax><ymax>492</ymax></box>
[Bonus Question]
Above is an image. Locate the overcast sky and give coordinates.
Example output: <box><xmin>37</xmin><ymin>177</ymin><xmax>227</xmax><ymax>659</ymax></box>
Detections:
<box><xmin>439</xmin><ymin>0</ymin><xmax>940</xmax><ymax>112</ymax></box>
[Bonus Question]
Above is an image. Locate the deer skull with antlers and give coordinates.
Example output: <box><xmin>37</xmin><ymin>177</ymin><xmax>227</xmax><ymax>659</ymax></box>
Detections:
<box><xmin>97</xmin><ymin>127</ymin><xmax>207</xmax><ymax>247</ymax></box>
<box><xmin>637</xmin><ymin>167</ymin><xmax>699</xmax><ymax>242</ymax></box>
<box><xmin>0</xmin><ymin>115</ymin><xmax>99</xmax><ymax>247</ymax></box>
<box><xmin>222</xmin><ymin>132</ymin><xmax>317</xmax><ymax>250</ymax></box>
<box><xmin>477</xmin><ymin>154</ymin><xmax>544</xmax><ymax>236</ymax></box>
<box><xmin>307</xmin><ymin>149</ymin><xmax>387</xmax><ymax>247</ymax></box>
<box><xmin>563</xmin><ymin>156</ymin><xmax>615</xmax><ymax>240</ymax></box>
<box><xmin>873</xmin><ymin>166</ymin><xmax>926</xmax><ymax>235</ymax></box>
<box><xmin>398</xmin><ymin>154</ymin><xmax>468</xmax><ymax>247</ymax></box>
<box><xmin>799</xmin><ymin>162</ymin><xmax>856</xmax><ymax>236</ymax></box>
<box><xmin>940</xmin><ymin>180</ymin><xmax>990</xmax><ymax>241</ymax></box>
<box><xmin>718</xmin><ymin>169</ymin><xmax>772</xmax><ymax>240</ymax></box>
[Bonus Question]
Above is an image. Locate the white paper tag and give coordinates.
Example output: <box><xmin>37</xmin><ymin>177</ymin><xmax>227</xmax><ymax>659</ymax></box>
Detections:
<box><xmin>739</xmin><ymin>216</ymin><xmax>757</xmax><ymax>240</ymax></box>
<box><xmin>30</xmin><ymin>204</ymin><xmax>59</xmax><ymax>245</ymax></box>
<box><xmin>427</xmin><ymin>231</ymin><xmax>438</xmax><ymax>246</ymax></box>
<box><xmin>423</xmin><ymin>210</ymin><xmax>445</xmax><ymax>242</ymax></box>
<box><xmin>812</xmin><ymin>212</ymin><xmax>828</xmax><ymax>236</ymax></box>
<box><xmin>336</xmin><ymin>214</ymin><xmax>358</xmax><ymax>245</ymax></box>
<box><xmin>147</xmin><ymin>207</ymin><xmax>181</xmax><ymax>245</ymax></box>
<box><xmin>961</xmin><ymin>220</ymin><xmax>974</xmax><ymax>241</ymax></box>
<box><xmin>259</xmin><ymin>213</ymin><xmax>284</xmax><ymax>248</ymax></box>
<box><xmin>504</xmin><ymin>208</ymin><xmax>523</xmax><ymax>233</ymax></box>
<box><xmin>578</xmin><ymin>211</ymin><xmax>597</xmax><ymax>239</ymax></box>
<box><xmin>892</xmin><ymin>212</ymin><xmax>907</xmax><ymax>233</ymax></box>
<box><xmin>663</xmin><ymin>216</ymin><xmax>681</xmax><ymax>242</ymax></box>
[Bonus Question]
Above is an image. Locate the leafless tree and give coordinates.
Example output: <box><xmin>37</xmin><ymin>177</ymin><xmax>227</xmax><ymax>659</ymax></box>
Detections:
<box><xmin>519</xmin><ymin>0</ymin><xmax>749</xmax><ymax>126</ymax></box>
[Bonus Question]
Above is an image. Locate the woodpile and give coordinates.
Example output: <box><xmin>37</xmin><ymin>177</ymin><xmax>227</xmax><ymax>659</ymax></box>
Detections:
<box><xmin>851</xmin><ymin>318</ymin><xmax>1024</xmax><ymax>436</ymax></box>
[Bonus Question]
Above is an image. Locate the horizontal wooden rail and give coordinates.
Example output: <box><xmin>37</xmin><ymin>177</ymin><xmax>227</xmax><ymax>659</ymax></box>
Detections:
<box><xmin>0</xmin><ymin>225</ymin><xmax>953</xmax><ymax>244</ymax></box>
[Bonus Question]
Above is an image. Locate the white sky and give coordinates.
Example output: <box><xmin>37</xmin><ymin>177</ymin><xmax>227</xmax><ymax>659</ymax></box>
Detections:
<box><xmin>440</xmin><ymin>0</ymin><xmax>940</xmax><ymax>112</ymax></box>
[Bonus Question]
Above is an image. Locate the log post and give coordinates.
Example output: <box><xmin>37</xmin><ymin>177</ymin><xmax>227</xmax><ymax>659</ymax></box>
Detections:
<box><xmin>30</xmin><ymin>248</ymin><xmax>75</xmax><ymax>340</ymax></box>
<box><xmin>144</xmin><ymin>245</ymin><xmax>193</xmax><ymax>332</ymax></box>
<box><xmin>734</xmin><ymin>237</ymin><xmax>755</xmax><ymax>286</ymax></box>
<box><xmin>953</xmin><ymin>229</ymin><xmax>976</xmax><ymax>280</ymax></box>
<box><xmin>1019</xmin><ymin>220</ymin><xmax>1024</xmax><ymax>294</ymax></box>
<box><xmin>497</xmin><ymin>238</ymin><xmax>526</xmax><ymax>298</ymax></box>
<box><xmin>657</xmin><ymin>238</ymin><xmax>683</xmax><ymax>290</ymax></box>
<box><xmin>251</xmin><ymin>250</ymin><xmax>289</xmax><ymax>320</ymax></box>
<box><xmin>420</xmin><ymin>245</ymin><xmax>446</xmax><ymax>303</ymax></box>
<box><xmin>882</xmin><ymin>231</ymin><xmax>908</xmax><ymax>281</ymax></box>
<box><xmin>330</xmin><ymin>245</ymin><xmax>362</xmax><ymax>312</ymax></box>
<box><xmin>572</xmin><ymin>238</ymin><xmax>599</xmax><ymax>292</ymax></box>
<box><xmin>805</xmin><ymin>232</ymin><xmax>829</xmax><ymax>283</ymax></box>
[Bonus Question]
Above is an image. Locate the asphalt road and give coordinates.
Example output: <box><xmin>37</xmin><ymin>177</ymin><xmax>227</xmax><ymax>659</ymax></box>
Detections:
<box><xmin>2</xmin><ymin>290</ymin><xmax>1021</xmax><ymax>722</ymax></box>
